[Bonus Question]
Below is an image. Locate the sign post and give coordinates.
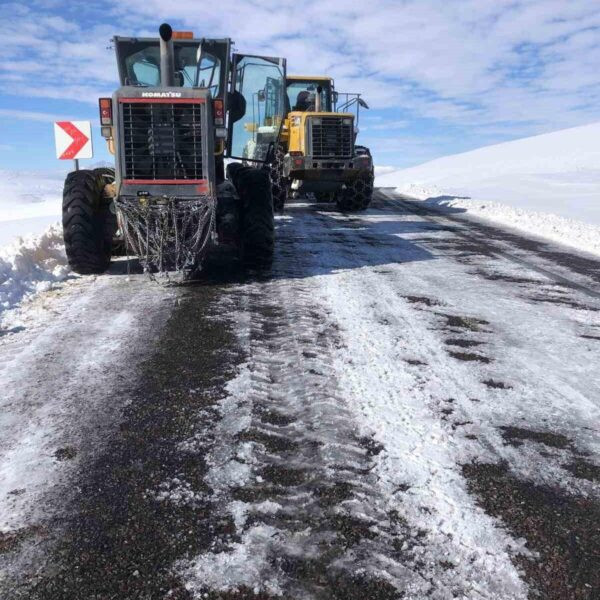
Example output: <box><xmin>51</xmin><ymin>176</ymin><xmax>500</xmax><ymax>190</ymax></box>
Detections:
<box><xmin>53</xmin><ymin>121</ymin><xmax>93</xmax><ymax>170</ymax></box>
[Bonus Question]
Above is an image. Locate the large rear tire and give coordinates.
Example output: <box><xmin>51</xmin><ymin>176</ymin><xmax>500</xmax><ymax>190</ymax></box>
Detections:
<box><xmin>228</xmin><ymin>164</ymin><xmax>275</xmax><ymax>268</ymax></box>
<box><xmin>269</xmin><ymin>144</ymin><xmax>288</xmax><ymax>212</ymax></box>
<box><xmin>336</xmin><ymin>171</ymin><xmax>374</xmax><ymax>212</ymax></box>
<box><xmin>62</xmin><ymin>170</ymin><xmax>114</xmax><ymax>274</ymax></box>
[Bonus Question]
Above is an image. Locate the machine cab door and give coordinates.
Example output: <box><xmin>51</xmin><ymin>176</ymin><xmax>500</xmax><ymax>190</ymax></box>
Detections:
<box><xmin>226</xmin><ymin>54</ymin><xmax>286</xmax><ymax>163</ymax></box>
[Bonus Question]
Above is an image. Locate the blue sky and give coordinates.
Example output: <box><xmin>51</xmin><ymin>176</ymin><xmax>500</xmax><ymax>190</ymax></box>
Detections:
<box><xmin>1</xmin><ymin>0</ymin><xmax>600</xmax><ymax>173</ymax></box>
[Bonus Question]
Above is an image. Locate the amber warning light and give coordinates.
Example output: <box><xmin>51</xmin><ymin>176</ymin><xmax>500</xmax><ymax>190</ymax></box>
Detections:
<box><xmin>172</xmin><ymin>31</ymin><xmax>194</xmax><ymax>39</ymax></box>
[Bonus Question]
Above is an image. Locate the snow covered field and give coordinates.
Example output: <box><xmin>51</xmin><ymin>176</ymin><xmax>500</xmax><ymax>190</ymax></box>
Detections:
<box><xmin>0</xmin><ymin>169</ymin><xmax>63</xmax><ymax>246</ymax></box>
<box><xmin>376</xmin><ymin>122</ymin><xmax>600</xmax><ymax>256</ymax></box>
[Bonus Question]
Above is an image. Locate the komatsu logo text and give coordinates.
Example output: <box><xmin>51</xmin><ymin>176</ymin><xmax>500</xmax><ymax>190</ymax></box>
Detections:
<box><xmin>141</xmin><ymin>92</ymin><xmax>183</xmax><ymax>98</ymax></box>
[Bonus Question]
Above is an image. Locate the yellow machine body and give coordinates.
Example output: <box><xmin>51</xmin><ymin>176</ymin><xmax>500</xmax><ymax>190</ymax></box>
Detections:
<box><xmin>283</xmin><ymin>110</ymin><xmax>355</xmax><ymax>155</ymax></box>
<box><xmin>278</xmin><ymin>75</ymin><xmax>372</xmax><ymax>195</ymax></box>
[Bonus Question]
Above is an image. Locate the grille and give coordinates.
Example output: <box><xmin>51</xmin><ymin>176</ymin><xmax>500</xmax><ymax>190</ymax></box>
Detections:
<box><xmin>121</xmin><ymin>101</ymin><xmax>204</xmax><ymax>181</ymax></box>
<box><xmin>310</xmin><ymin>116</ymin><xmax>353</xmax><ymax>159</ymax></box>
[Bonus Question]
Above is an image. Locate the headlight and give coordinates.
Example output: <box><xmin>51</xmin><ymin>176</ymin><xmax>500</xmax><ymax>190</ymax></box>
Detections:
<box><xmin>343</xmin><ymin>118</ymin><xmax>352</xmax><ymax>126</ymax></box>
<box><xmin>291</xmin><ymin>116</ymin><xmax>301</xmax><ymax>126</ymax></box>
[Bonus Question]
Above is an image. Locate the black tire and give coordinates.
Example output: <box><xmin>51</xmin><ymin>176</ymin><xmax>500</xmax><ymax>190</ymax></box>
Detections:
<box><xmin>91</xmin><ymin>168</ymin><xmax>127</xmax><ymax>256</ymax></box>
<box><xmin>336</xmin><ymin>171</ymin><xmax>374</xmax><ymax>212</ymax></box>
<box><xmin>93</xmin><ymin>167</ymin><xmax>115</xmax><ymax>183</ymax></box>
<box><xmin>269</xmin><ymin>144</ymin><xmax>288</xmax><ymax>212</ymax></box>
<box><xmin>62</xmin><ymin>170</ymin><xmax>115</xmax><ymax>274</ymax></box>
<box><xmin>227</xmin><ymin>163</ymin><xmax>275</xmax><ymax>267</ymax></box>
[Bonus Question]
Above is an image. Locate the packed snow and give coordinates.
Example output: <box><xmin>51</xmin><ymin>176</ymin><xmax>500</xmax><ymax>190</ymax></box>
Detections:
<box><xmin>377</xmin><ymin>121</ymin><xmax>600</xmax><ymax>256</ymax></box>
<box><xmin>0</xmin><ymin>127</ymin><xmax>598</xmax><ymax>597</ymax></box>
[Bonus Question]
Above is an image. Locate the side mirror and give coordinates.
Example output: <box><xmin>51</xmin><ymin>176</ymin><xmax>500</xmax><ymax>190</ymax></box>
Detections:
<box><xmin>358</xmin><ymin>98</ymin><xmax>370</xmax><ymax>109</ymax></box>
<box><xmin>228</xmin><ymin>90</ymin><xmax>246</xmax><ymax>123</ymax></box>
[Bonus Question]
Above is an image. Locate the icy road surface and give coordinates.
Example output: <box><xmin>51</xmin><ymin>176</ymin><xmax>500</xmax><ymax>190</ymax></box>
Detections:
<box><xmin>1</xmin><ymin>191</ymin><xmax>599</xmax><ymax>599</ymax></box>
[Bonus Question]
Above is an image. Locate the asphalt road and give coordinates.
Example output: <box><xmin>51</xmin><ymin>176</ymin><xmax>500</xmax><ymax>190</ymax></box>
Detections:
<box><xmin>1</xmin><ymin>191</ymin><xmax>599</xmax><ymax>599</ymax></box>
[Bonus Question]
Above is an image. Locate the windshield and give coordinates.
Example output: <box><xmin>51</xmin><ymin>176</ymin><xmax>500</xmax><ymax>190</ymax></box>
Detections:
<box><xmin>286</xmin><ymin>79</ymin><xmax>332</xmax><ymax>112</ymax></box>
<box><xmin>230</xmin><ymin>55</ymin><xmax>286</xmax><ymax>161</ymax></box>
<box><xmin>115</xmin><ymin>40</ymin><xmax>222</xmax><ymax>97</ymax></box>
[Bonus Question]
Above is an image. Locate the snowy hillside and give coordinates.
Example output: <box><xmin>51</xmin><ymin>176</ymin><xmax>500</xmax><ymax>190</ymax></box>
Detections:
<box><xmin>377</xmin><ymin>122</ymin><xmax>600</xmax><ymax>256</ymax></box>
<box><xmin>0</xmin><ymin>169</ymin><xmax>63</xmax><ymax>246</ymax></box>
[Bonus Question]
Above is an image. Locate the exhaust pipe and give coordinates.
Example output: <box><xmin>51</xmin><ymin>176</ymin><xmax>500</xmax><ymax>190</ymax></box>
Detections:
<box><xmin>159</xmin><ymin>23</ymin><xmax>175</xmax><ymax>87</ymax></box>
<box><xmin>315</xmin><ymin>85</ymin><xmax>323</xmax><ymax>112</ymax></box>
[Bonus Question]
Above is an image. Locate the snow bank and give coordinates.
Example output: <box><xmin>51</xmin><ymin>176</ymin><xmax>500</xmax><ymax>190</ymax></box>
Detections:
<box><xmin>377</xmin><ymin>121</ymin><xmax>600</xmax><ymax>256</ymax></box>
<box><xmin>0</xmin><ymin>225</ymin><xmax>70</xmax><ymax>325</ymax></box>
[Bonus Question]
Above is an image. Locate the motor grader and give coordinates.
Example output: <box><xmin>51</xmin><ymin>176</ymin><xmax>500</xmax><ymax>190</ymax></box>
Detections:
<box><xmin>62</xmin><ymin>23</ymin><xmax>287</xmax><ymax>277</ymax></box>
<box><xmin>269</xmin><ymin>75</ymin><xmax>374</xmax><ymax>212</ymax></box>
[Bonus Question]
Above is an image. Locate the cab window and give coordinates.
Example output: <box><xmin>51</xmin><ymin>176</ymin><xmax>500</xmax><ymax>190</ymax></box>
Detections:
<box><xmin>117</xmin><ymin>41</ymin><xmax>221</xmax><ymax>96</ymax></box>
<box><xmin>125</xmin><ymin>46</ymin><xmax>161</xmax><ymax>86</ymax></box>
<box><xmin>195</xmin><ymin>53</ymin><xmax>221</xmax><ymax>97</ymax></box>
<box><xmin>286</xmin><ymin>80</ymin><xmax>331</xmax><ymax>112</ymax></box>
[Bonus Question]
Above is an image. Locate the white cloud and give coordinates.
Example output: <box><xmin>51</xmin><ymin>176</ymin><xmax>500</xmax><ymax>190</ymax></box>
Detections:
<box><xmin>364</xmin><ymin>120</ymin><xmax>410</xmax><ymax>131</ymax></box>
<box><xmin>0</xmin><ymin>108</ymin><xmax>77</xmax><ymax>123</ymax></box>
<box><xmin>1</xmin><ymin>0</ymin><xmax>600</xmax><ymax>148</ymax></box>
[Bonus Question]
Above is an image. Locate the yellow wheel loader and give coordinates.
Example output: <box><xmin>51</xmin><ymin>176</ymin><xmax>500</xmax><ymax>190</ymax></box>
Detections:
<box><xmin>269</xmin><ymin>76</ymin><xmax>374</xmax><ymax>212</ymax></box>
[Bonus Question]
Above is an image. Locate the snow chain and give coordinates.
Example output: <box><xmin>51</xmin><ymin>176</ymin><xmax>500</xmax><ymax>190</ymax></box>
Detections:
<box><xmin>116</xmin><ymin>196</ymin><xmax>216</xmax><ymax>280</ymax></box>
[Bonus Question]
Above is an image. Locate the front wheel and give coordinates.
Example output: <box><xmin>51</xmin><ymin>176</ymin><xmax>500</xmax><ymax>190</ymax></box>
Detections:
<box><xmin>336</xmin><ymin>172</ymin><xmax>374</xmax><ymax>212</ymax></box>
<box><xmin>62</xmin><ymin>170</ymin><xmax>115</xmax><ymax>274</ymax></box>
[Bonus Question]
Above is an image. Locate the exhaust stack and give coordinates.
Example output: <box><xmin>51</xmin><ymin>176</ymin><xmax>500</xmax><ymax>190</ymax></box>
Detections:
<box><xmin>159</xmin><ymin>23</ymin><xmax>175</xmax><ymax>87</ymax></box>
<box><xmin>315</xmin><ymin>85</ymin><xmax>323</xmax><ymax>112</ymax></box>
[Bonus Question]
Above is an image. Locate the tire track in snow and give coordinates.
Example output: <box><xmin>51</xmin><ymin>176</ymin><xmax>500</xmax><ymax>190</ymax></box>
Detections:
<box><xmin>180</xmin><ymin>266</ymin><xmax>415</xmax><ymax>598</ymax></box>
<box><xmin>328</xmin><ymin>195</ymin><xmax>600</xmax><ymax>597</ymax></box>
<box><xmin>7</xmin><ymin>278</ymin><xmax>242</xmax><ymax>599</ymax></box>
<box><xmin>177</xmin><ymin>204</ymin><xmax>531</xmax><ymax>599</ymax></box>
<box><xmin>381</xmin><ymin>191</ymin><xmax>600</xmax><ymax>299</ymax></box>
<box><xmin>4</xmin><ymin>196</ymin><xmax>597</xmax><ymax>598</ymax></box>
